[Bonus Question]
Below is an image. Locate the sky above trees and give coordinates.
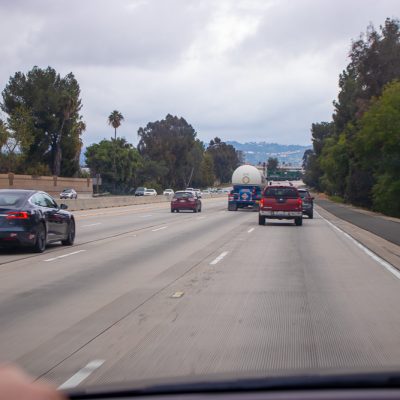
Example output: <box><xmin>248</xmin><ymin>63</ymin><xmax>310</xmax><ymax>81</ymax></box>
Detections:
<box><xmin>0</xmin><ymin>0</ymin><xmax>398</xmax><ymax>146</ymax></box>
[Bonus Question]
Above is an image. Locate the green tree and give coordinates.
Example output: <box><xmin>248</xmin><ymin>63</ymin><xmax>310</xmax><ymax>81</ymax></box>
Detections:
<box><xmin>206</xmin><ymin>137</ymin><xmax>239</xmax><ymax>184</ymax></box>
<box><xmin>199</xmin><ymin>152</ymin><xmax>215</xmax><ymax>187</ymax></box>
<box><xmin>85</xmin><ymin>137</ymin><xmax>141</xmax><ymax>194</ymax></box>
<box><xmin>266</xmin><ymin>157</ymin><xmax>279</xmax><ymax>172</ymax></box>
<box><xmin>1</xmin><ymin>66</ymin><xmax>84</xmax><ymax>176</ymax></box>
<box><xmin>137</xmin><ymin>114</ymin><xmax>200</xmax><ymax>189</ymax></box>
<box><xmin>355</xmin><ymin>80</ymin><xmax>400</xmax><ymax>216</ymax></box>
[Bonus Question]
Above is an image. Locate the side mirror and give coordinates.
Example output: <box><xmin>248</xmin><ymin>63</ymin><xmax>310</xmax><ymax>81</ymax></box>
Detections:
<box><xmin>311</xmin><ymin>197</ymin><xmax>315</xmax><ymax>200</ymax></box>
<box><xmin>60</xmin><ymin>203</ymin><xmax>68</xmax><ymax>210</ymax></box>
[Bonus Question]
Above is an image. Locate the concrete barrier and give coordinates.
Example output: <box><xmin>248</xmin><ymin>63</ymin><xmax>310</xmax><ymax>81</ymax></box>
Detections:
<box><xmin>60</xmin><ymin>194</ymin><xmax>226</xmax><ymax>211</ymax></box>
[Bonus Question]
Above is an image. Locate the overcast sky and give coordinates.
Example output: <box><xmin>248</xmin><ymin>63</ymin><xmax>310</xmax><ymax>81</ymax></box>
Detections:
<box><xmin>0</xmin><ymin>0</ymin><xmax>398</xmax><ymax>146</ymax></box>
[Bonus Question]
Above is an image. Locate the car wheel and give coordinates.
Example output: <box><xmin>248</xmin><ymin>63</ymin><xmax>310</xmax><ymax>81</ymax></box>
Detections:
<box><xmin>258</xmin><ymin>215</ymin><xmax>265</xmax><ymax>226</ymax></box>
<box><xmin>176</xmin><ymin>209</ymin><xmax>180</xmax><ymax>213</ymax></box>
<box><xmin>295</xmin><ymin>217</ymin><xmax>303</xmax><ymax>226</ymax></box>
<box><xmin>199</xmin><ymin>206</ymin><xmax>202</xmax><ymax>212</ymax></box>
<box><xmin>308</xmin><ymin>211</ymin><xmax>313</xmax><ymax>219</ymax></box>
<box><xmin>228</xmin><ymin>203</ymin><xmax>238</xmax><ymax>211</ymax></box>
<box><xmin>193</xmin><ymin>207</ymin><xmax>198</xmax><ymax>213</ymax></box>
<box><xmin>62</xmin><ymin>218</ymin><xmax>75</xmax><ymax>245</ymax></box>
<box><xmin>33</xmin><ymin>223</ymin><xmax>46</xmax><ymax>253</ymax></box>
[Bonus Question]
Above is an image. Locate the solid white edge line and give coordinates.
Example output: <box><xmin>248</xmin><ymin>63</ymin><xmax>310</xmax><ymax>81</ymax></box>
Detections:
<box><xmin>248</xmin><ymin>227</ymin><xmax>255</xmax><ymax>233</ymax></box>
<box><xmin>151</xmin><ymin>226</ymin><xmax>167</xmax><ymax>232</ymax></box>
<box><xmin>58</xmin><ymin>360</ymin><xmax>105</xmax><ymax>390</ymax></box>
<box><xmin>44</xmin><ymin>250</ymin><xmax>86</xmax><ymax>262</ymax></box>
<box><xmin>210</xmin><ymin>251</ymin><xmax>229</xmax><ymax>265</ymax></box>
<box><xmin>316</xmin><ymin>211</ymin><xmax>400</xmax><ymax>280</ymax></box>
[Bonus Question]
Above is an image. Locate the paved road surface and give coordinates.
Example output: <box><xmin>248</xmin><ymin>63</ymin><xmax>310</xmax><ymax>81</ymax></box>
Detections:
<box><xmin>316</xmin><ymin>199</ymin><xmax>400</xmax><ymax>245</ymax></box>
<box><xmin>0</xmin><ymin>198</ymin><xmax>400</xmax><ymax>389</ymax></box>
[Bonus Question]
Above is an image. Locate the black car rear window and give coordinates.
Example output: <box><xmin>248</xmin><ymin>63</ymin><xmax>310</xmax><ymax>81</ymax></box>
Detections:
<box><xmin>298</xmin><ymin>190</ymin><xmax>309</xmax><ymax>198</ymax></box>
<box><xmin>0</xmin><ymin>193</ymin><xmax>27</xmax><ymax>207</ymax></box>
<box><xmin>263</xmin><ymin>187</ymin><xmax>298</xmax><ymax>198</ymax></box>
<box><xmin>174</xmin><ymin>192</ymin><xmax>193</xmax><ymax>199</ymax></box>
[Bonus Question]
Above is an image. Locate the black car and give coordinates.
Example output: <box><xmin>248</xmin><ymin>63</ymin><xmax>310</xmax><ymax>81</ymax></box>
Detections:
<box><xmin>0</xmin><ymin>189</ymin><xmax>76</xmax><ymax>252</ymax></box>
<box><xmin>298</xmin><ymin>188</ymin><xmax>314</xmax><ymax>218</ymax></box>
<box><xmin>134</xmin><ymin>187</ymin><xmax>146</xmax><ymax>196</ymax></box>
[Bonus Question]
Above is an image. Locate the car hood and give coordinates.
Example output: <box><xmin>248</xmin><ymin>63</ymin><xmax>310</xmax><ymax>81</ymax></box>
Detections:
<box><xmin>67</xmin><ymin>368</ymin><xmax>400</xmax><ymax>398</ymax></box>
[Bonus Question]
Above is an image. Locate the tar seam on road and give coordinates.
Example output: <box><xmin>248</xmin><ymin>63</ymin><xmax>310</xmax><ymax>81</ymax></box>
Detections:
<box><xmin>210</xmin><ymin>251</ymin><xmax>229</xmax><ymax>265</ymax></box>
<box><xmin>82</xmin><ymin>223</ymin><xmax>102</xmax><ymax>227</ymax></box>
<box><xmin>248</xmin><ymin>227</ymin><xmax>255</xmax><ymax>233</ymax></box>
<box><xmin>316</xmin><ymin>211</ymin><xmax>400</xmax><ymax>280</ymax></box>
<box><xmin>44</xmin><ymin>250</ymin><xmax>86</xmax><ymax>262</ymax></box>
<box><xmin>58</xmin><ymin>359</ymin><xmax>105</xmax><ymax>390</ymax></box>
<box><xmin>152</xmin><ymin>226</ymin><xmax>167</xmax><ymax>232</ymax></box>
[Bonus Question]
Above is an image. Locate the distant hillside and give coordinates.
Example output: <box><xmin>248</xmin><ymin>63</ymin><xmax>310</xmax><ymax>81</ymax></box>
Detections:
<box><xmin>227</xmin><ymin>141</ymin><xmax>311</xmax><ymax>166</ymax></box>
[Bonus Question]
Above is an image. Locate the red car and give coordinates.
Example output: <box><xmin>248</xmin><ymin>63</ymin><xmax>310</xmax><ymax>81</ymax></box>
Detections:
<box><xmin>171</xmin><ymin>191</ymin><xmax>202</xmax><ymax>213</ymax></box>
<box><xmin>259</xmin><ymin>185</ymin><xmax>303</xmax><ymax>226</ymax></box>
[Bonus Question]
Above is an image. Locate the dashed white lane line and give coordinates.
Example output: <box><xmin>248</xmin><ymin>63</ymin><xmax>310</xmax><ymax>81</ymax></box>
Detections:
<box><xmin>141</xmin><ymin>214</ymin><xmax>153</xmax><ymax>218</ymax></box>
<box><xmin>196</xmin><ymin>216</ymin><xmax>206</xmax><ymax>220</ymax></box>
<box><xmin>316</xmin><ymin>211</ymin><xmax>400</xmax><ymax>280</ymax></box>
<box><xmin>82</xmin><ymin>223</ymin><xmax>102</xmax><ymax>227</ymax></box>
<box><xmin>248</xmin><ymin>227</ymin><xmax>255</xmax><ymax>233</ymax></box>
<box><xmin>44</xmin><ymin>250</ymin><xmax>86</xmax><ymax>262</ymax></box>
<box><xmin>210</xmin><ymin>251</ymin><xmax>229</xmax><ymax>265</ymax></box>
<box><xmin>151</xmin><ymin>226</ymin><xmax>167</xmax><ymax>232</ymax></box>
<box><xmin>58</xmin><ymin>360</ymin><xmax>105</xmax><ymax>390</ymax></box>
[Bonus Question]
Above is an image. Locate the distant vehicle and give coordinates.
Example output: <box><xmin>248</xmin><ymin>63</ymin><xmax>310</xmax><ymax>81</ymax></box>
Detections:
<box><xmin>171</xmin><ymin>191</ymin><xmax>202</xmax><ymax>213</ymax></box>
<box><xmin>228</xmin><ymin>165</ymin><xmax>265</xmax><ymax>211</ymax></box>
<box><xmin>134</xmin><ymin>187</ymin><xmax>146</xmax><ymax>196</ymax></box>
<box><xmin>0</xmin><ymin>189</ymin><xmax>75</xmax><ymax>252</ymax></box>
<box><xmin>202</xmin><ymin>189</ymin><xmax>211</xmax><ymax>195</ymax></box>
<box><xmin>193</xmin><ymin>189</ymin><xmax>202</xmax><ymax>198</ymax></box>
<box><xmin>143</xmin><ymin>189</ymin><xmax>157</xmax><ymax>196</ymax></box>
<box><xmin>186</xmin><ymin>187</ymin><xmax>194</xmax><ymax>191</ymax></box>
<box><xmin>60</xmin><ymin>188</ymin><xmax>77</xmax><ymax>199</ymax></box>
<box><xmin>163</xmin><ymin>189</ymin><xmax>174</xmax><ymax>196</ymax></box>
<box><xmin>298</xmin><ymin>188</ymin><xmax>314</xmax><ymax>219</ymax></box>
<box><xmin>259</xmin><ymin>185</ymin><xmax>303</xmax><ymax>226</ymax></box>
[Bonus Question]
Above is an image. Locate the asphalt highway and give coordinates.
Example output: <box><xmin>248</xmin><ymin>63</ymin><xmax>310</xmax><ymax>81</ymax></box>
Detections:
<box><xmin>0</xmin><ymin>197</ymin><xmax>400</xmax><ymax>389</ymax></box>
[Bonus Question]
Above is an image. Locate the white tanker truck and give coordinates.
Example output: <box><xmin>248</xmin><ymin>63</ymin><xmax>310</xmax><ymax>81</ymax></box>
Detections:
<box><xmin>228</xmin><ymin>165</ymin><xmax>266</xmax><ymax>211</ymax></box>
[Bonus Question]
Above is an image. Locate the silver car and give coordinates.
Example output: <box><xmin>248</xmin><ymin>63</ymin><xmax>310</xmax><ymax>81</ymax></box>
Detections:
<box><xmin>60</xmin><ymin>188</ymin><xmax>77</xmax><ymax>199</ymax></box>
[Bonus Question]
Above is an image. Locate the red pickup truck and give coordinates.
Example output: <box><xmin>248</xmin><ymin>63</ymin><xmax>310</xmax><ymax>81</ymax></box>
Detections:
<box><xmin>258</xmin><ymin>185</ymin><xmax>303</xmax><ymax>226</ymax></box>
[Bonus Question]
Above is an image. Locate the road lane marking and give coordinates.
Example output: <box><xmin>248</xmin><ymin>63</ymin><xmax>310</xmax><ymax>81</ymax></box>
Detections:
<box><xmin>210</xmin><ymin>251</ymin><xmax>229</xmax><ymax>265</ymax></box>
<box><xmin>248</xmin><ymin>227</ymin><xmax>255</xmax><ymax>233</ymax></box>
<box><xmin>44</xmin><ymin>250</ymin><xmax>86</xmax><ymax>262</ymax></box>
<box><xmin>151</xmin><ymin>226</ymin><xmax>167</xmax><ymax>232</ymax></box>
<box><xmin>58</xmin><ymin>360</ymin><xmax>105</xmax><ymax>390</ymax></box>
<box><xmin>141</xmin><ymin>214</ymin><xmax>153</xmax><ymax>218</ymax></box>
<box><xmin>171</xmin><ymin>291</ymin><xmax>184</xmax><ymax>298</ymax></box>
<box><xmin>196</xmin><ymin>216</ymin><xmax>206</xmax><ymax>220</ymax></box>
<box><xmin>82</xmin><ymin>223</ymin><xmax>102</xmax><ymax>227</ymax></box>
<box><xmin>317</xmin><ymin>211</ymin><xmax>400</xmax><ymax>280</ymax></box>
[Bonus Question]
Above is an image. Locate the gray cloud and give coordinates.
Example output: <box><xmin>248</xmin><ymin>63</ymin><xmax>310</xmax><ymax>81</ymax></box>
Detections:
<box><xmin>0</xmin><ymin>0</ymin><xmax>398</xmax><ymax>146</ymax></box>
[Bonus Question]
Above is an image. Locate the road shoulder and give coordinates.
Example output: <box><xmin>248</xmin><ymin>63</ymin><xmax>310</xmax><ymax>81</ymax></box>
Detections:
<box><xmin>316</xmin><ymin>205</ymin><xmax>400</xmax><ymax>271</ymax></box>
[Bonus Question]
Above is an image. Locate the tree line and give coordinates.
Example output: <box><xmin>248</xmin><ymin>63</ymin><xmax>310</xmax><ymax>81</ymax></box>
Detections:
<box><xmin>85</xmin><ymin>114</ymin><xmax>240</xmax><ymax>194</ymax></box>
<box><xmin>303</xmin><ymin>18</ymin><xmax>400</xmax><ymax>217</ymax></box>
<box><xmin>0</xmin><ymin>66</ymin><xmax>240</xmax><ymax>192</ymax></box>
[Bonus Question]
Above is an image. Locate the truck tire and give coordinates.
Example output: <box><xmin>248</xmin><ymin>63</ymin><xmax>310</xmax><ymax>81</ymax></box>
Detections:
<box><xmin>228</xmin><ymin>203</ymin><xmax>237</xmax><ymax>211</ymax></box>
<box><xmin>258</xmin><ymin>215</ymin><xmax>265</xmax><ymax>225</ymax></box>
<box><xmin>295</xmin><ymin>217</ymin><xmax>303</xmax><ymax>226</ymax></box>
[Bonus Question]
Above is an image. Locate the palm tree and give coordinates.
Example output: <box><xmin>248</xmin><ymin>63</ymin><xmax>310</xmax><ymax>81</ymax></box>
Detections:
<box><xmin>108</xmin><ymin>110</ymin><xmax>124</xmax><ymax>193</ymax></box>
<box><xmin>108</xmin><ymin>110</ymin><xmax>124</xmax><ymax>139</ymax></box>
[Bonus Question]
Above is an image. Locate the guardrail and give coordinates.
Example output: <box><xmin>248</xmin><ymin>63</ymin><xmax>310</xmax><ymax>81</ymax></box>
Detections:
<box><xmin>60</xmin><ymin>193</ymin><xmax>226</xmax><ymax>211</ymax></box>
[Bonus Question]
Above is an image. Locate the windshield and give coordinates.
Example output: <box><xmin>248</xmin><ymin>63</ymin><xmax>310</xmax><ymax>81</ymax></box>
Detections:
<box><xmin>1</xmin><ymin>0</ymin><xmax>399</xmax><ymax>394</ymax></box>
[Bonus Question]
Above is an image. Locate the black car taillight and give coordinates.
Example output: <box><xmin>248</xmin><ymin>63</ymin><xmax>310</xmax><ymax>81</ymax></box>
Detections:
<box><xmin>6</xmin><ymin>211</ymin><xmax>29</xmax><ymax>220</ymax></box>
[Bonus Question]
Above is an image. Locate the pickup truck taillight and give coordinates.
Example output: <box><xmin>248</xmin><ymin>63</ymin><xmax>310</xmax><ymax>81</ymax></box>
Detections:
<box><xmin>297</xmin><ymin>198</ymin><xmax>303</xmax><ymax>208</ymax></box>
